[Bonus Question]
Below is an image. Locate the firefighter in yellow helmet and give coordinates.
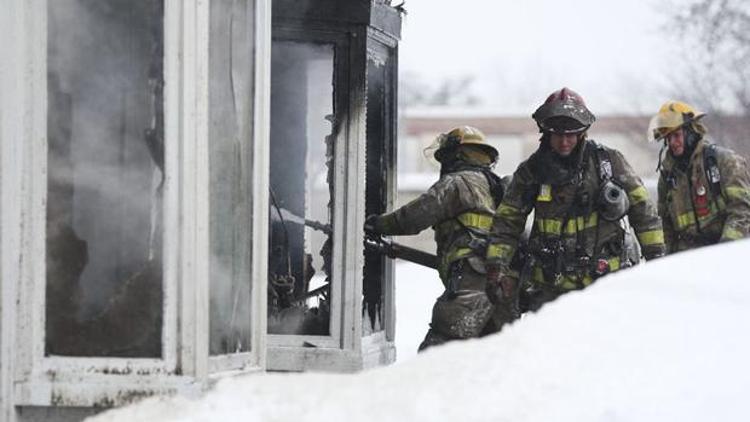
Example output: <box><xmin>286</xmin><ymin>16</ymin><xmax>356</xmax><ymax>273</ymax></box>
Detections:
<box><xmin>649</xmin><ymin>100</ymin><xmax>750</xmax><ymax>252</ymax></box>
<box><xmin>365</xmin><ymin>126</ymin><xmax>513</xmax><ymax>351</ymax></box>
<box><xmin>486</xmin><ymin>88</ymin><xmax>666</xmax><ymax>312</ymax></box>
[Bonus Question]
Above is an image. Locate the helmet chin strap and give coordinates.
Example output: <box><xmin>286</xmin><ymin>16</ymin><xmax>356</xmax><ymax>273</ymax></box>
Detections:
<box><xmin>656</xmin><ymin>141</ymin><xmax>667</xmax><ymax>172</ymax></box>
<box><xmin>684</xmin><ymin>125</ymin><xmax>700</xmax><ymax>153</ymax></box>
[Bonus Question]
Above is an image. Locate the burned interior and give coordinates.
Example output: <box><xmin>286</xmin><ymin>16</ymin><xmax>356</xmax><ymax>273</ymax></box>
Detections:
<box><xmin>46</xmin><ymin>0</ymin><xmax>165</xmax><ymax>357</ymax></box>
<box><xmin>268</xmin><ymin>40</ymin><xmax>336</xmax><ymax>335</ymax></box>
<box><xmin>267</xmin><ymin>0</ymin><xmax>400</xmax><ymax>343</ymax></box>
<box><xmin>2</xmin><ymin>0</ymin><xmax>402</xmax><ymax>413</ymax></box>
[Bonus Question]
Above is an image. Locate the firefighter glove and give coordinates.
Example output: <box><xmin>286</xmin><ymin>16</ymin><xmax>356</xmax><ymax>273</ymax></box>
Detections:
<box><xmin>364</xmin><ymin>214</ymin><xmax>381</xmax><ymax>234</ymax></box>
<box><xmin>486</xmin><ymin>265</ymin><xmax>516</xmax><ymax>305</ymax></box>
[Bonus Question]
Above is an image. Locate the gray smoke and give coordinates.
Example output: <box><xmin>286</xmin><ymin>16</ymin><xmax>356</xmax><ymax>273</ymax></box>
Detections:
<box><xmin>48</xmin><ymin>0</ymin><xmax>163</xmax><ymax>324</ymax></box>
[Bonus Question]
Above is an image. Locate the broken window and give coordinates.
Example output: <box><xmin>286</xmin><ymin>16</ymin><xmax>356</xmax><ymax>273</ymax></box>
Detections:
<box><xmin>46</xmin><ymin>0</ymin><xmax>164</xmax><ymax>357</ymax></box>
<box><xmin>268</xmin><ymin>41</ymin><xmax>335</xmax><ymax>336</ymax></box>
<box><xmin>208</xmin><ymin>0</ymin><xmax>254</xmax><ymax>356</ymax></box>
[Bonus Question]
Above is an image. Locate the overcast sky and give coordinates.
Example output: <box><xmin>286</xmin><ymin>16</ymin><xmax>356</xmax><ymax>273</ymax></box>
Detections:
<box><xmin>399</xmin><ymin>0</ymin><xmax>673</xmax><ymax>115</ymax></box>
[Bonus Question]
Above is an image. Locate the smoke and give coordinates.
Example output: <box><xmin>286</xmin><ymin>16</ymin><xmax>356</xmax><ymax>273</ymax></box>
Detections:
<box><xmin>267</xmin><ymin>41</ymin><xmax>335</xmax><ymax>335</ymax></box>
<box><xmin>47</xmin><ymin>0</ymin><xmax>163</xmax><ymax>327</ymax></box>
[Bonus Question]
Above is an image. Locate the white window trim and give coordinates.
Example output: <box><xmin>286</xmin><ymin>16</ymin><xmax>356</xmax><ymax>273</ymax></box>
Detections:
<box><xmin>266</xmin><ymin>29</ymin><xmax>354</xmax><ymax>354</ymax></box>
<box><xmin>265</xmin><ymin>27</ymin><xmax>386</xmax><ymax>372</ymax></box>
<box><xmin>3</xmin><ymin>0</ymin><xmax>270</xmax><ymax>408</ymax></box>
<box><xmin>209</xmin><ymin>0</ymin><xmax>270</xmax><ymax>373</ymax></box>
<box><xmin>0</xmin><ymin>0</ymin><xmax>27</xmax><ymax>418</ymax></box>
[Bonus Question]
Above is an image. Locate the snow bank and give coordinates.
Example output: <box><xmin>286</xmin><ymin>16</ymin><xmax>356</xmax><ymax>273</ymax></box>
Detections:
<box><xmin>90</xmin><ymin>239</ymin><xmax>750</xmax><ymax>422</ymax></box>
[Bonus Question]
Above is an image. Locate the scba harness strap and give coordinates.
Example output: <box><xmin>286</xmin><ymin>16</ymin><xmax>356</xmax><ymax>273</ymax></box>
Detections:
<box><xmin>704</xmin><ymin>144</ymin><xmax>722</xmax><ymax>197</ymax></box>
<box><xmin>662</xmin><ymin>143</ymin><xmax>722</xmax><ymax>196</ymax></box>
<box><xmin>594</xmin><ymin>142</ymin><xmax>613</xmax><ymax>183</ymax></box>
<box><xmin>534</xmin><ymin>141</ymin><xmax>630</xmax><ymax>288</ymax></box>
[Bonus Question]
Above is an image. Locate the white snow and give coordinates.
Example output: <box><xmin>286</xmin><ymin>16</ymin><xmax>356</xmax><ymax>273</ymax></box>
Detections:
<box><xmin>90</xmin><ymin>239</ymin><xmax>750</xmax><ymax>422</ymax></box>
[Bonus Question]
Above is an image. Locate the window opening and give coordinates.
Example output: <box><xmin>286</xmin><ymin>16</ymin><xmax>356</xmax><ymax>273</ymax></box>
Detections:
<box><xmin>268</xmin><ymin>41</ymin><xmax>335</xmax><ymax>336</ymax></box>
<box><xmin>46</xmin><ymin>0</ymin><xmax>165</xmax><ymax>357</ymax></box>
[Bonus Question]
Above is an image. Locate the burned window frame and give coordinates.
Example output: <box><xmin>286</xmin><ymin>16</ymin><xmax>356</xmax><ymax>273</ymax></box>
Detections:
<box><xmin>3</xmin><ymin>0</ymin><xmax>270</xmax><ymax>408</ymax></box>
<box><xmin>362</xmin><ymin>30</ymin><xmax>398</xmax><ymax>343</ymax></box>
<box><xmin>265</xmin><ymin>14</ymin><xmax>400</xmax><ymax>371</ymax></box>
<box><xmin>267</xmin><ymin>28</ymin><xmax>350</xmax><ymax>353</ymax></box>
<box><xmin>206</xmin><ymin>0</ymin><xmax>269</xmax><ymax>372</ymax></box>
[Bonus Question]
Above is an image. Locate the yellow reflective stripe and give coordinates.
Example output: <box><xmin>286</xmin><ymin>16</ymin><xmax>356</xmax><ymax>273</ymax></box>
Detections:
<box><xmin>726</xmin><ymin>186</ymin><xmax>750</xmax><ymax>201</ymax></box>
<box><xmin>637</xmin><ymin>229</ymin><xmax>665</xmax><ymax>246</ymax></box>
<box><xmin>558</xmin><ymin>274</ymin><xmax>593</xmax><ymax>290</ymax></box>
<box><xmin>627</xmin><ymin>186</ymin><xmax>649</xmax><ymax>206</ymax></box>
<box><xmin>608</xmin><ymin>257</ymin><xmax>621</xmax><ymax>272</ymax></box>
<box><xmin>716</xmin><ymin>195</ymin><xmax>726</xmax><ymax>211</ymax></box>
<box><xmin>565</xmin><ymin>213</ymin><xmax>598</xmax><ymax>234</ymax></box>
<box><xmin>537</xmin><ymin>214</ymin><xmax>598</xmax><ymax>235</ymax></box>
<box><xmin>676</xmin><ymin>211</ymin><xmax>696</xmax><ymax>229</ymax></box>
<box><xmin>532</xmin><ymin>267</ymin><xmax>544</xmax><ymax>283</ymax></box>
<box><xmin>537</xmin><ymin>218</ymin><xmax>563</xmax><ymax>235</ymax></box>
<box><xmin>445</xmin><ymin>247</ymin><xmax>473</xmax><ymax>264</ymax></box>
<box><xmin>486</xmin><ymin>243</ymin><xmax>515</xmax><ymax>260</ymax></box>
<box><xmin>537</xmin><ymin>184</ymin><xmax>552</xmax><ymax>202</ymax></box>
<box><xmin>722</xmin><ymin>226</ymin><xmax>744</xmax><ymax>240</ymax></box>
<box><xmin>456</xmin><ymin>212</ymin><xmax>493</xmax><ymax>230</ymax></box>
<box><xmin>440</xmin><ymin>247</ymin><xmax>474</xmax><ymax>281</ymax></box>
<box><xmin>497</xmin><ymin>203</ymin><xmax>526</xmax><ymax>223</ymax></box>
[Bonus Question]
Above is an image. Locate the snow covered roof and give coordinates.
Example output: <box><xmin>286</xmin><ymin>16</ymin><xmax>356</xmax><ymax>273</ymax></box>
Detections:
<box><xmin>91</xmin><ymin>239</ymin><xmax>750</xmax><ymax>422</ymax></box>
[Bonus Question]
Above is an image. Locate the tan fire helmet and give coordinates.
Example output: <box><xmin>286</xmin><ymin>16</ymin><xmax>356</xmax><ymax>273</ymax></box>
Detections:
<box><xmin>429</xmin><ymin>126</ymin><xmax>499</xmax><ymax>164</ymax></box>
<box><xmin>647</xmin><ymin>100</ymin><xmax>706</xmax><ymax>142</ymax></box>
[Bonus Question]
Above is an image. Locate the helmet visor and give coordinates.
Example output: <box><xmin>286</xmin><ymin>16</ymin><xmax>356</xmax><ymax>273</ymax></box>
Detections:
<box><xmin>542</xmin><ymin>116</ymin><xmax>588</xmax><ymax>134</ymax></box>
<box><xmin>533</xmin><ymin>100</ymin><xmax>595</xmax><ymax>133</ymax></box>
<box><xmin>647</xmin><ymin>111</ymin><xmax>681</xmax><ymax>142</ymax></box>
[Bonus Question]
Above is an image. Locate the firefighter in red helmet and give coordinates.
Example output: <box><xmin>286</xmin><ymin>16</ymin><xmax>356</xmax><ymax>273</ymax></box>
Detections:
<box><xmin>486</xmin><ymin>88</ymin><xmax>666</xmax><ymax>312</ymax></box>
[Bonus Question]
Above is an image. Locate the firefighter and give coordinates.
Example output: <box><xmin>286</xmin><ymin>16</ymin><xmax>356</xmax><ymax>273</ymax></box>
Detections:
<box><xmin>366</xmin><ymin>126</ymin><xmax>512</xmax><ymax>351</ymax></box>
<box><xmin>649</xmin><ymin>100</ymin><xmax>750</xmax><ymax>252</ymax></box>
<box><xmin>486</xmin><ymin>88</ymin><xmax>666</xmax><ymax>312</ymax></box>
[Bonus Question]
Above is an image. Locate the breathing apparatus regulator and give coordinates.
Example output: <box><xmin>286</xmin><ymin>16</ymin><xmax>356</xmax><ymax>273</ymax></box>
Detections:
<box><xmin>598</xmin><ymin>181</ymin><xmax>629</xmax><ymax>221</ymax></box>
<box><xmin>590</xmin><ymin>145</ymin><xmax>628</xmax><ymax>221</ymax></box>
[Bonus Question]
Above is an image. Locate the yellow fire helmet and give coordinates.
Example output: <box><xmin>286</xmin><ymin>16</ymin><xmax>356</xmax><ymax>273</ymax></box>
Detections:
<box><xmin>647</xmin><ymin>100</ymin><xmax>706</xmax><ymax>142</ymax></box>
<box><xmin>430</xmin><ymin>126</ymin><xmax>498</xmax><ymax>164</ymax></box>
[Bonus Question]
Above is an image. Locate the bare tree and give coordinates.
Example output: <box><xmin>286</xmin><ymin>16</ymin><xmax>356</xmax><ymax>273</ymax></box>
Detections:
<box><xmin>399</xmin><ymin>72</ymin><xmax>481</xmax><ymax>109</ymax></box>
<box><xmin>664</xmin><ymin>0</ymin><xmax>750</xmax><ymax>156</ymax></box>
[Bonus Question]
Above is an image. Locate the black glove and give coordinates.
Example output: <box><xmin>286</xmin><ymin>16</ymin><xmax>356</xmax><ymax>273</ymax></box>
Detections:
<box><xmin>364</xmin><ymin>214</ymin><xmax>381</xmax><ymax>234</ymax></box>
<box><xmin>486</xmin><ymin>264</ymin><xmax>512</xmax><ymax>303</ymax></box>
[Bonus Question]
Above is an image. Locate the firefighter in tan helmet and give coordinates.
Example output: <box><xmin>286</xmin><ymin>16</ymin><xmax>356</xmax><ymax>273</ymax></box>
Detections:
<box><xmin>485</xmin><ymin>88</ymin><xmax>666</xmax><ymax>312</ymax></box>
<box><xmin>366</xmin><ymin>126</ymin><xmax>513</xmax><ymax>351</ymax></box>
<box><xmin>649</xmin><ymin>100</ymin><xmax>750</xmax><ymax>252</ymax></box>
